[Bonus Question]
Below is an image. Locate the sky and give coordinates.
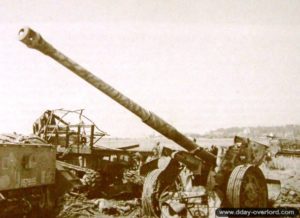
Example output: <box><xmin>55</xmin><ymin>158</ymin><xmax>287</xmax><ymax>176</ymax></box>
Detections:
<box><xmin>0</xmin><ymin>0</ymin><xmax>299</xmax><ymax>137</ymax></box>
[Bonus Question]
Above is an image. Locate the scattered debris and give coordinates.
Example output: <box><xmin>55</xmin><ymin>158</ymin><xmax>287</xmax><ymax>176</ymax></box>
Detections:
<box><xmin>56</xmin><ymin>192</ymin><xmax>141</xmax><ymax>217</ymax></box>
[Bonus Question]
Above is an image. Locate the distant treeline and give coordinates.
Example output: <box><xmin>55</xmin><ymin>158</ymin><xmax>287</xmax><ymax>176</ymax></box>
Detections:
<box><xmin>191</xmin><ymin>125</ymin><xmax>300</xmax><ymax>138</ymax></box>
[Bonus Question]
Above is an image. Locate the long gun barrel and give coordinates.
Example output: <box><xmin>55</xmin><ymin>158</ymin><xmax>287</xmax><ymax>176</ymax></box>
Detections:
<box><xmin>18</xmin><ymin>27</ymin><xmax>216</xmax><ymax>164</ymax></box>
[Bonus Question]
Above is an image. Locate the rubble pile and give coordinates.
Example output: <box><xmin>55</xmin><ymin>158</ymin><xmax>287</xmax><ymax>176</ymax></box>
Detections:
<box><xmin>56</xmin><ymin>193</ymin><xmax>94</xmax><ymax>217</ymax></box>
<box><xmin>274</xmin><ymin>186</ymin><xmax>300</xmax><ymax>208</ymax></box>
<box><xmin>54</xmin><ymin>165</ymin><xmax>145</xmax><ymax>217</ymax></box>
<box><xmin>56</xmin><ymin>192</ymin><xmax>141</xmax><ymax>217</ymax></box>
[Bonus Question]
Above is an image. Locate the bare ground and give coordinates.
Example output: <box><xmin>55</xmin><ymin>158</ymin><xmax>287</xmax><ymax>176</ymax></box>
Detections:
<box><xmin>261</xmin><ymin>157</ymin><xmax>300</xmax><ymax>207</ymax></box>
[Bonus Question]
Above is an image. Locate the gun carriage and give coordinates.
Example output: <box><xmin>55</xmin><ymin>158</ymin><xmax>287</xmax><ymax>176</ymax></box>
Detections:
<box><xmin>19</xmin><ymin>27</ymin><xmax>280</xmax><ymax>217</ymax></box>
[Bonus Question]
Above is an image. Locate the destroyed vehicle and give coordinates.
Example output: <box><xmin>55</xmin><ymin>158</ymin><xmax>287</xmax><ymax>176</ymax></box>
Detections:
<box><xmin>33</xmin><ymin>109</ymin><xmax>150</xmax><ymax>199</ymax></box>
<box><xmin>0</xmin><ymin>133</ymin><xmax>56</xmax><ymax>217</ymax></box>
<box><xmin>267</xmin><ymin>134</ymin><xmax>300</xmax><ymax>157</ymax></box>
<box><xmin>19</xmin><ymin>27</ymin><xmax>281</xmax><ymax>218</ymax></box>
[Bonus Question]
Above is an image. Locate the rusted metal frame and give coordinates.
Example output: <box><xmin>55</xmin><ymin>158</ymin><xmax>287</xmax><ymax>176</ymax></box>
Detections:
<box><xmin>52</xmin><ymin>109</ymin><xmax>108</xmax><ymax>136</ymax></box>
<box><xmin>118</xmin><ymin>144</ymin><xmax>139</xmax><ymax>150</ymax></box>
<box><xmin>90</xmin><ymin>125</ymin><xmax>94</xmax><ymax>149</ymax></box>
<box><xmin>51</xmin><ymin>112</ymin><xmax>68</xmax><ymax>125</ymax></box>
<box><xmin>66</xmin><ymin>126</ymin><xmax>69</xmax><ymax>147</ymax></box>
<box><xmin>68</xmin><ymin>124</ymin><xmax>93</xmax><ymax>128</ymax></box>
<box><xmin>77</xmin><ymin>126</ymin><xmax>81</xmax><ymax>153</ymax></box>
<box><xmin>55</xmin><ymin>127</ymin><xmax>59</xmax><ymax>145</ymax></box>
<box><xmin>91</xmin><ymin>135</ymin><xmax>102</xmax><ymax>147</ymax></box>
<box><xmin>44</xmin><ymin>125</ymin><xmax>48</xmax><ymax>140</ymax></box>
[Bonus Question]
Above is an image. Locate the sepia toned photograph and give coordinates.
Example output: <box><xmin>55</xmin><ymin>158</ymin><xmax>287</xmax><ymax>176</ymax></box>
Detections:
<box><xmin>0</xmin><ymin>1</ymin><xmax>299</xmax><ymax>217</ymax></box>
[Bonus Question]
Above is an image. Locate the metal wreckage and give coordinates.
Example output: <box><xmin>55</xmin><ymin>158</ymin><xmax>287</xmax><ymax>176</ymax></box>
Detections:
<box><xmin>0</xmin><ymin>27</ymin><xmax>284</xmax><ymax>217</ymax></box>
<box><xmin>267</xmin><ymin>135</ymin><xmax>300</xmax><ymax>158</ymax></box>
<box><xmin>34</xmin><ymin>109</ymin><xmax>149</xmax><ymax>197</ymax></box>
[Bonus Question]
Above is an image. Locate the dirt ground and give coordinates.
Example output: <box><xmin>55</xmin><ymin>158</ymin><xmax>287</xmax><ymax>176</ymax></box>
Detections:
<box><xmin>261</xmin><ymin>157</ymin><xmax>300</xmax><ymax>207</ymax></box>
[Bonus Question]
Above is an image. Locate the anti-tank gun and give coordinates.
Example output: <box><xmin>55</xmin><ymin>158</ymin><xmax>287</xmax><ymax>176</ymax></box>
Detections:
<box><xmin>19</xmin><ymin>27</ymin><xmax>280</xmax><ymax>217</ymax></box>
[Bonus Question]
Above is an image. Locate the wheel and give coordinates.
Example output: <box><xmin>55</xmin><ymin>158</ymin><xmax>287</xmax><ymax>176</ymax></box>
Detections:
<box><xmin>142</xmin><ymin>169</ymin><xmax>165</xmax><ymax>217</ymax></box>
<box><xmin>226</xmin><ymin>165</ymin><xmax>268</xmax><ymax>208</ymax></box>
<box><xmin>142</xmin><ymin>158</ymin><xmax>181</xmax><ymax>217</ymax></box>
